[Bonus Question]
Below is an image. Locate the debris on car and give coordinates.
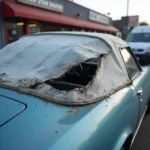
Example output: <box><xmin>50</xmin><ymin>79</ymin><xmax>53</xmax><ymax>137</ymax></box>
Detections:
<box><xmin>46</xmin><ymin>56</ymin><xmax>101</xmax><ymax>91</ymax></box>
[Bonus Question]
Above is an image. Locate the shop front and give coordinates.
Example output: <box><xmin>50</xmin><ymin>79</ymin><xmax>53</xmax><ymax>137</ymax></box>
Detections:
<box><xmin>0</xmin><ymin>1</ymin><xmax>5</xmax><ymax>48</ymax></box>
<box><xmin>2</xmin><ymin>0</ymin><xmax>118</xmax><ymax>45</ymax></box>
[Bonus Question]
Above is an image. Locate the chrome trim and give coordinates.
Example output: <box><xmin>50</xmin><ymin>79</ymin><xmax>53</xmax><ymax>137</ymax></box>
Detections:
<box><xmin>130</xmin><ymin>105</ymin><xmax>148</xmax><ymax>147</ymax></box>
<box><xmin>137</xmin><ymin>88</ymin><xmax>143</xmax><ymax>96</ymax></box>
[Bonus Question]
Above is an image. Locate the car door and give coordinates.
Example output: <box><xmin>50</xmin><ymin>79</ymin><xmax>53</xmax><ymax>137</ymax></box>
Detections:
<box><xmin>132</xmin><ymin>68</ymin><xmax>150</xmax><ymax>119</ymax></box>
<box><xmin>121</xmin><ymin>47</ymin><xmax>150</xmax><ymax>120</ymax></box>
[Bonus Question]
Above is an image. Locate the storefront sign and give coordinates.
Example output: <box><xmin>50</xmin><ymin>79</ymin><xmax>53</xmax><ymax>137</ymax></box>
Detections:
<box><xmin>89</xmin><ymin>11</ymin><xmax>110</xmax><ymax>25</ymax></box>
<box><xmin>17</xmin><ymin>0</ymin><xmax>64</xmax><ymax>13</ymax></box>
<box><xmin>128</xmin><ymin>16</ymin><xmax>139</xmax><ymax>27</ymax></box>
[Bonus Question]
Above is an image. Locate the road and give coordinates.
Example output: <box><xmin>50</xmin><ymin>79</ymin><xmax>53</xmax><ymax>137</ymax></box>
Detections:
<box><xmin>131</xmin><ymin>112</ymin><xmax>150</xmax><ymax>150</ymax></box>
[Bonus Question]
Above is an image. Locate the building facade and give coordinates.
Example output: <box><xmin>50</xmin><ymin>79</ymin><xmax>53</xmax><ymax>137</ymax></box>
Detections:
<box><xmin>1</xmin><ymin>0</ymin><xmax>118</xmax><ymax>47</ymax></box>
<box><xmin>0</xmin><ymin>0</ymin><xmax>5</xmax><ymax>48</ymax></box>
<box><xmin>113</xmin><ymin>16</ymin><xmax>139</xmax><ymax>40</ymax></box>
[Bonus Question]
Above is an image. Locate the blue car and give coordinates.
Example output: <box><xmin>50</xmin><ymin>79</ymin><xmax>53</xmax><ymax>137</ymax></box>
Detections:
<box><xmin>0</xmin><ymin>32</ymin><xmax>150</xmax><ymax>150</ymax></box>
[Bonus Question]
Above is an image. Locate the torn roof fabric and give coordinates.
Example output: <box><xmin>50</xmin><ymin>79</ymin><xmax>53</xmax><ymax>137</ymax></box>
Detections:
<box><xmin>0</xmin><ymin>32</ymin><xmax>130</xmax><ymax>105</ymax></box>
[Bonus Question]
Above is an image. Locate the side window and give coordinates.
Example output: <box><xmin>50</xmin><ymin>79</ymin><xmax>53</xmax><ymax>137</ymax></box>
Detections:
<box><xmin>121</xmin><ymin>48</ymin><xmax>140</xmax><ymax>79</ymax></box>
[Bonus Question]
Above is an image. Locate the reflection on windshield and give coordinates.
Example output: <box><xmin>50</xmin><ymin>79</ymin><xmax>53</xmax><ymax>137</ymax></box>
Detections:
<box><xmin>127</xmin><ymin>33</ymin><xmax>150</xmax><ymax>42</ymax></box>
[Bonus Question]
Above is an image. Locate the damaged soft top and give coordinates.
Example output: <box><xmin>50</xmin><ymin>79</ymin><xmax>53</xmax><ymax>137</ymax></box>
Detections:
<box><xmin>0</xmin><ymin>32</ymin><xmax>130</xmax><ymax>105</ymax></box>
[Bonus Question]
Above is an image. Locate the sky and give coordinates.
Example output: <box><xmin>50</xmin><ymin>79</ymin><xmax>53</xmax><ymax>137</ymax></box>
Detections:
<box><xmin>74</xmin><ymin>0</ymin><xmax>150</xmax><ymax>23</ymax></box>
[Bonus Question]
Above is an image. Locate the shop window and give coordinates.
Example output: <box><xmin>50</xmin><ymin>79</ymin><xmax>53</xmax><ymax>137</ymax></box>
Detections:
<box><xmin>6</xmin><ymin>22</ymin><xmax>24</xmax><ymax>43</ymax></box>
<box><xmin>28</xmin><ymin>24</ymin><xmax>38</xmax><ymax>34</ymax></box>
<box><xmin>61</xmin><ymin>27</ymin><xmax>69</xmax><ymax>31</ymax></box>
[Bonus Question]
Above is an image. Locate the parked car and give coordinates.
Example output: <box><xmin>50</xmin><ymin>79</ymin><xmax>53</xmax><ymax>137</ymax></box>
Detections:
<box><xmin>0</xmin><ymin>32</ymin><xmax>150</xmax><ymax>150</ymax></box>
<box><xmin>127</xmin><ymin>26</ymin><xmax>150</xmax><ymax>65</ymax></box>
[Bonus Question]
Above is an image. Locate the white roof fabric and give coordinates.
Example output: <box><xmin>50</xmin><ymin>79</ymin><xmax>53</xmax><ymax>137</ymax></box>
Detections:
<box><xmin>0</xmin><ymin>32</ymin><xmax>131</xmax><ymax>105</ymax></box>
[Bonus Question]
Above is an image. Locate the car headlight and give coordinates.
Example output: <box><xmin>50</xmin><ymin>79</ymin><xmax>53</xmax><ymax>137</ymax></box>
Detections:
<box><xmin>146</xmin><ymin>47</ymin><xmax>150</xmax><ymax>52</ymax></box>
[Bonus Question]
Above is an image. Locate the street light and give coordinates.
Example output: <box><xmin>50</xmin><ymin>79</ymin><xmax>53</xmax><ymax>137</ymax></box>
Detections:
<box><xmin>126</xmin><ymin>0</ymin><xmax>130</xmax><ymax>27</ymax></box>
<box><xmin>126</xmin><ymin>0</ymin><xmax>130</xmax><ymax>37</ymax></box>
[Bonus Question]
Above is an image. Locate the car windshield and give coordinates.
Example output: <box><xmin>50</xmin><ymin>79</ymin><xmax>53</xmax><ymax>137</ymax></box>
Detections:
<box><xmin>127</xmin><ymin>33</ymin><xmax>150</xmax><ymax>42</ymax></box>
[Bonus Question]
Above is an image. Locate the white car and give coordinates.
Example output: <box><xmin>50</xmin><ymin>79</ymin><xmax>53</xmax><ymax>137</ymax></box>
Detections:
<box><xmin>128</xmin><ymin>26</ymin><xmax>150</xmax><ymax>64</ymax></box>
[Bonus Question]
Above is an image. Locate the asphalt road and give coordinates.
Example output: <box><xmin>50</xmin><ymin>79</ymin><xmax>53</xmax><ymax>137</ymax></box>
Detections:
<box><xmin>131</xmin><ymin>112</ymin><xmax>150</xmax><ymax>150</ymax></box>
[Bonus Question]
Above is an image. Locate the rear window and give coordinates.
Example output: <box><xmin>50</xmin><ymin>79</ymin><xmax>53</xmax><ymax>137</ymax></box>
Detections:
<box><xmin>127</xmin><ymin>33</ymin><xmax>150</xmax><ymax>42</ymax></box>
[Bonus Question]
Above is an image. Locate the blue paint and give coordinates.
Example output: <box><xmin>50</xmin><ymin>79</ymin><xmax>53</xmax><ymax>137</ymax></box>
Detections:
<box><xmin>0</xmin><ymin>75</ymin><xmax>148</xmax><ymax>150</ymax></box>
<box><xmin>0</xmin><ymin>96</ymin><xmax>26</xmax><ymax>126</ymax></box>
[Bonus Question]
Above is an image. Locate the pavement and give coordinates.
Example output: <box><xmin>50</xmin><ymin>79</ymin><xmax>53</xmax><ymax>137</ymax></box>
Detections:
<box><xmin>131</xmin><ymin>112</ymin><xmax>150</xmax><ymax>150</ymax></box>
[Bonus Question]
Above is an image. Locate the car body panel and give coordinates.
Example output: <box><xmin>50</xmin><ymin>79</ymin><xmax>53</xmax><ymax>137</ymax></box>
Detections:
<box><xmin>48</xmin><ymin>86</ymin><xmax>139</xmax><ymax>150</ymax></box>
<box><xmin>0</xmin><ymin>83</ymin><xmax>139</xmax><ymax>150</ymax></box>
<box><xmin>132</xmin><ymin>67</ymin><xmax>150</xmax><ymax>119</ymax></box>
<box><xmin>0</xmin><ymin>96</ymin><xmax>26</xmax><ymax>126</ymax></box>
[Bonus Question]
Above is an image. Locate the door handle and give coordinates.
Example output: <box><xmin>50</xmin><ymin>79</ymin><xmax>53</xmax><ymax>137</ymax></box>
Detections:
<box><xmin>137</xmin><ymin>88</ymin><xmax>143</xmax><ymax>96</ymax></box>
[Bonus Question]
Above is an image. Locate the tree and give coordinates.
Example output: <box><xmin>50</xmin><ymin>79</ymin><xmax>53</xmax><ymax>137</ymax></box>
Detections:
<box><xmin>139</xmin><ymin>22</ymin><xmax>149</xmax><ymax>26</ymax></box>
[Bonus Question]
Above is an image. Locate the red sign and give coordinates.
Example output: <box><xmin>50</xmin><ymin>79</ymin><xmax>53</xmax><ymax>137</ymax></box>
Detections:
<box><xmin>128</xmin><ymin>16</ymin><xmax>139</xmax><ymax>27</ymax></box>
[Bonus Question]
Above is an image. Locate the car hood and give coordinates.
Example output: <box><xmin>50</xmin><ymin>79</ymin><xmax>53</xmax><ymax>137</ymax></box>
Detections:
<box><xmin>129</xmin><ymin>42</ymin><xmax>150</xmax><ymax>50</ymax></box>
